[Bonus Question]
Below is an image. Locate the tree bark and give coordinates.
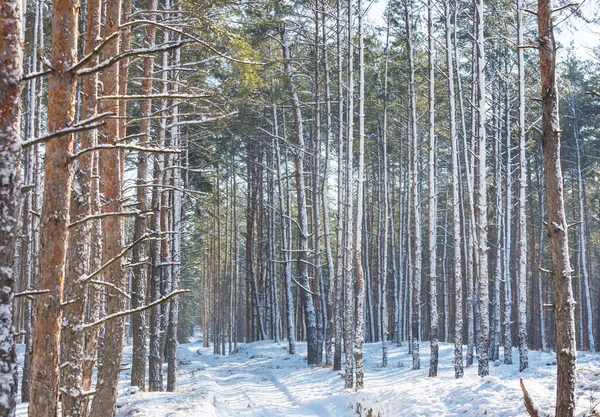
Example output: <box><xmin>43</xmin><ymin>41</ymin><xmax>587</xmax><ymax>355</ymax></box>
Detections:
<box><xmin>29</xmin><ymin>0</ymin><xmax>79</xmax><ymax>414</ymax></box>
<box><xmin>0</xmin><ymin>1</ymin><xmax>23</xmax><ymax>414</ymax></box>
<box><xmin>89</xmin><ymin>0</ymin><xmax>126</xmax><ymax>414</ymax></box>
<box><xmin>537</xmin><ymin>0</ymin><xmax>577</xmax><ymax>415</ymax></box>
<box><xmin>280</xmin><ymin>24</ymin><xmax>318</xmax><ymax>366</ymax></box>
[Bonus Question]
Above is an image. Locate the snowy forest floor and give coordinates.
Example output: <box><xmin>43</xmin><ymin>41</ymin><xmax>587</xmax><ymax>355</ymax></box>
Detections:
<box><xmin>15</xmin><ymin>335</ymin><xmax>600</xmax><ymax>416</ymax></box>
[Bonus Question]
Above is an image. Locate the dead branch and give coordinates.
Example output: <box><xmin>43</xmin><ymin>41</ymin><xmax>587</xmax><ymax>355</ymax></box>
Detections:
<box><xmin>520</xmin><ymin>378</ymin><xmax>547</xmax><ymax>417</ymax></box>
<box><xmin>21</xmin><ymin>69</ymin><xmax>52</xmax><ymax>82</ymax></box>
<box><xmin>69</xmin><ymin>210</ymin><xmax>153</xmax><ymax>229</ymax></box>
<box><xmin>99</xmin><ymin>93</ymin><xmax>209</xmax><ymax>101</ymax></box>
<box><xmin>72</xmin><ymin>144</ymin><xmax>180</xmax><ymax>160</ymax></box>
<box><xmin>82</xmin><ymin>289</ymin><xmax>190</xmax><ymax>330</ymax></box>
<box><xmin>90</xmin><ymin>280</ymin><xmax>131</xmax><ymax>299</ymax></box>
<box><xmin>82</xmin><ymin>233</ymin><xmax>152</xmax><ymax>283</ymax></box>
<box><xmin>14</xmin><ymin>289</ymin><xmax>51</xmax><ymax>298</ymax></box>
<box><xmin>69</xmin><ymin>32</ymin><xmax>120</xmax><ymax>73</ymax></box>
<box><xmin>76</xmin><ymin>40</ymin><xmax>191</xmax><ymax>76</ymax></box>
<box><xmin>121</xmin><ymin>19</ymin><xmax>264</xmax><ymax>65</ymax></box>
<box><xmin>22</xmin><ymin>112</ymin><xmax>115</xmax><ymax>149</ymax></box>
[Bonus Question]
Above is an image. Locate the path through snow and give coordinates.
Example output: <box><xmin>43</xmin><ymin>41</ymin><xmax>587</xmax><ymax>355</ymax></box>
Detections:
<box><xmin>113</xmin><ymin>336</ymin><xmax>600</xmax><ymax>417</ymax></box>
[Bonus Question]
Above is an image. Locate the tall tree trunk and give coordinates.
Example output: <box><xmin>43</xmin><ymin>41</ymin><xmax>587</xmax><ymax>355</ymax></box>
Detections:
<box><xmin>0</xmin><ymin>1</ymin><xmax>23</xmax><ymax>414</ymax></box>
<box><xmin>29</xmin><ymin>0</ymin><xmax>79</xmax><ymax>414</ymax></box>
<box><xmin>571</xmin><ymin>100</ymin><xmax>594</xmax><ymax>353</ymax></box>
<box><xmin>427</xmin><ymin>0</ymin><xmax>438</xmax><ymax>378</ymax></box>
<box><xmin>475</xmin><ymin>0</ymin><xmax>490</xmax><ymax>377</ymax></box>
<box><xmin>380</xmin><ymin>7</ymin><xmax>391</xmax><ymax>368</ymax></box>
<box><xmin>404</xmin><ymin>0</ymin><xmax>422</xmax><ymax>371</ymax></box>
<box><xmin>274</xmin><ymin>105</ymin><xmax>296</xmax><ymax>354</ymax></box>
<box><xmin>90</xmin><ymin>0</ymin><xmax>126</xmax><ymax>414</ymax></box>
<box><xmin>321</xmin><ymin>0</ymin><xmax>336</xmax><ymax>367</ymax></box>
<box><xmin>333</xmin><ymin>0</ymin><xmax>345</xmax><ymax>372</ymax></box>
<box><xmin>131</xmin><ymin>0</ymin><xmax>158</xmax><ymax>391</ymax></box>
<box><xmin>281</xmin><ymin>25</ymin><xmax>318</xmax><ymax>365</ymax></box>
<box><xmin>516</xmin><ymin>0</ymin><xmax>529</xmax><ymax>370</ymax></box>
<box><xmin>343</xmin><ymin>0</ymin><xmax>355</xmax><ymax>387</ymax></box>
<box><xmin>60</xmin><ymin>0</ymin><xmax>101</xmax><ymax>410</ymax></box>
<box><xmin>354</xmin><ymin>0</ymin><xmax>367</xmax><ymax>388</ymax></box>
<box><xmin>537</xmin><ymin>1</ymin><xmax>577</xmax><ymax>414</ymax></box>
<box><xmin>444</xmin><ymin>0</ymin><xmax>463</xmax><ymax>379</ymax></box>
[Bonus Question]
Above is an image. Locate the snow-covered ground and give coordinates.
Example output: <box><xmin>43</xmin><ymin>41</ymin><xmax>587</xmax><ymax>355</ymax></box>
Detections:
<box><xmin>15</xmin><ymin>337</ymin><xmax>600</xmax><ymax>416</ymax></box>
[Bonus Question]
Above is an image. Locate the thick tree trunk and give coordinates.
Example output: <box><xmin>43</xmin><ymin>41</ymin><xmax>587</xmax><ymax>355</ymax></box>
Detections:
<box><xmin>537</xmin><ymin>1</ymin><xmax>577</xmax><ymax>415</ymax></box>
<box><xmin>0</xmin><ymin>1</ymin><xmax>23</xmax><ymax>414</ymax></box>
<box><xmin>60</xmin><ymin>0</ymin><xmax>101</xmax><ymax>411</ymax></box>
<box><xmin>29</xmin><ymin>0</ymin><xmax>79</xmax><ymax>414</ymax></box>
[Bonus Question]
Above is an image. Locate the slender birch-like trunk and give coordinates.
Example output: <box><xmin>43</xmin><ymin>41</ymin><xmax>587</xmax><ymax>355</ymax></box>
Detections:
<box><xmin>444</xmin><ymin>0</ymin><xmax>463</xmax><ymax>379</ymax></box>
<box><xmin>281</xmin><ymin>24</ymin><xmax>319</xmax><ymax>365</ymax></box>
<box><xmin>516</xmin><ymin>0</ymin><xmax>529</xmax><ymax>369</ymax></box>
<box><xmin>475</xmin><ymin>0</ymin><xmax>490</xmax><ymax>377</ymax></box>
<box><xmin>343</xmin><ymin>0</ymin><xmax>356</xmax><ymax>387</ymax></box>
<box><xmin>131</xmin><ymin>0</ymin><xmax>158</xmax><ymax>390</ymax></box>
<box><xmin>380</xmin><ymin>7</ymin><xmax>391</xmax><ymax>368</ymax></box>
<box><xmin>403</xmin><ymin>0</ymin><xmax>422</xmax><ymax>371</ymax></box>
<box><xmin>274</xmin><ymin>105</ymin><xmax>296</xmax><ymax>354</ymax></box>
<box><xmin>427</xmin><ymin>0</ymin><xmax>438</xmax><ymax>377</ymax></box>
<box><xmin>572</xmin><ymin>101</ymin><xmax>595</xmax><ymax>353</ymax></box>
<box><xmin>353</xmin><ymin>0</ymin><xmax>367</xmax><ymax>389</ymax></box>
<box><xmin>333</xmin><ymin>0</ymin><xmax>345</xmax><ymax>372</ymax></box>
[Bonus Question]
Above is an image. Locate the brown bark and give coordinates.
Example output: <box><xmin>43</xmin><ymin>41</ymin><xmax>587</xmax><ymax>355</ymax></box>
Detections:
<box><xmin>0</xmin><ymin>1</ymin><xmax>23</xmax><ymax>414</ymax></box>
<box><xmin>60</xmin><ymin>0</ymin><xmax>101</xmax><ymax>412</ymax></box>
<box><xmin>89</xmin><ymin>0</ymin><xmax>125</xmax><ymax>415</ymax></box>
<box><xmin>29</xmin><ymin>0</ymin><xmax>79</xmax><ymax>415</ymax></box>
<box><xmin>537</xmin><ymin>1</ymin><xmax>577</xmax><ymax>415</ymax></box>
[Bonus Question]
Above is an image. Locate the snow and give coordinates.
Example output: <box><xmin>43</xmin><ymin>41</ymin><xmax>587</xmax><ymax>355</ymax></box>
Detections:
<box><xmin>14</xmin><ymin>335</ymin><xmax>600</xmax><ymax>416</ymax></box>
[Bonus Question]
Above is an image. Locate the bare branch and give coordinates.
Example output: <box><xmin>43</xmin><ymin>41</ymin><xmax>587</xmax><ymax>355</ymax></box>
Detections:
<box><xmin>22</xmin><ymin>112</ymin><xmax>115</xmax><ymax>149</ymax></box>
<box><xmin>99</xmin><ymin>93</ymin><xmax>209</xmax><ymax>101</ymax></box>
<box><xmin>14</xmin><ymin>289</ymin><xmax>51</xmax><ymax>298</ymax></box>
<box><xmin>90</xmin><ymin>280</ymin><xmax>131</xmax><ymax>299</ymax></box>
<box><xmin>21</xmin><ymin>69</ymin><xmax>52</xmax><ymax>82</ymax></box>
<box><xmin>72</xmin><ymin>144</ymin><xmax>180</xmax><ymax>160</ymax></box>
<box><xmin>69</xmin><ymin>211</ymin><xmax>153</xmax><ymax>229</ymax></box>
<box><xmin>82</xmin><ymin>233</ymin><xmax>152</xmax><ymax>284</ymax></box>
<box><xmin>76</xmin><ymin>40</ymin><xmax>191</xmax><ymax>76</ymax></box>
<box><xmin>70</xmin><ymin>32</ymin><xmax>120</xmax><ymax>73</ymax></box>
<box><xmin>121</xmin><ymin>19</ymin><xmax>264</xmax><ymax>65</ymax></box>
<box><xmin>552</xmin><ymin>2</ymin><xmax>578</xmax><ymax>13</ymax></box>
<box><xmin>82</xmin><ymin>289</ymin><xmax>190</xmax><ymax>330</ymax></box>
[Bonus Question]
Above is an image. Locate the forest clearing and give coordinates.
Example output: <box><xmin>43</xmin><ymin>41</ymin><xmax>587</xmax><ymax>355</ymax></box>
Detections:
<box><xmin>1</xmin><ymin>0</ymin><xmax>600</xmax><ymax>416</ymax></box>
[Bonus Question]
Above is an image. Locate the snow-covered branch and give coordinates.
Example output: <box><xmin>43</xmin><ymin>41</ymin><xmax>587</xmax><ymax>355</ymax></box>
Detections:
<box><xmin>82</xmin><ymin>289</ymin><xmax>190</xmax><ymax>330</ymax></box>
<box><xmin>22</xmin><ymin>112</ymin><xmax>115</xmax><ymax>149</ymax></box>
<box><xmin>76</xmin><ymin>41</ymin><xmax>191</xmax><ymax>76</ymax></box>
<box><xmin>72</xmin><ymin>144</ymin><xmax>180</xmax><ymax>160</ymax></box>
